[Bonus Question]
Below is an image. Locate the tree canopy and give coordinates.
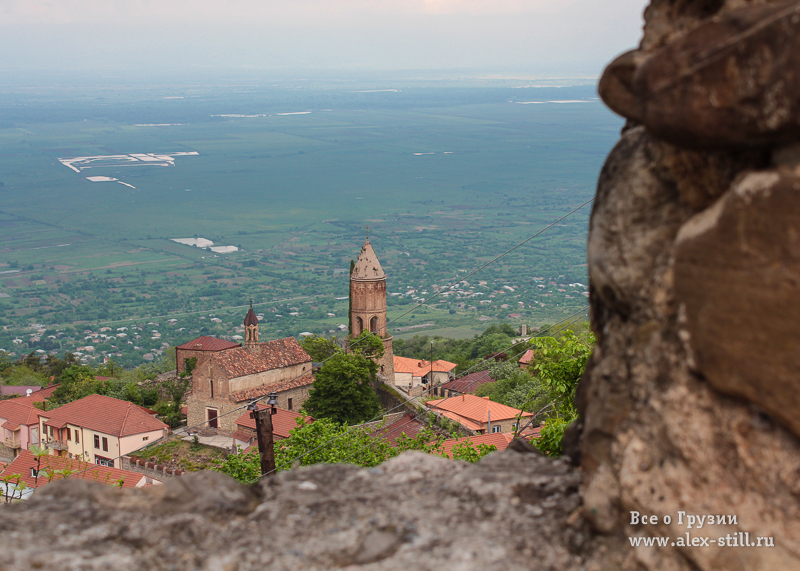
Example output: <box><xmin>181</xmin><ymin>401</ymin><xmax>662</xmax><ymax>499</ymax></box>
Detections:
<box><xmin>215</xmin><ymin>416</ymin><xmax>497</xmax><ymax>483</ymax></box>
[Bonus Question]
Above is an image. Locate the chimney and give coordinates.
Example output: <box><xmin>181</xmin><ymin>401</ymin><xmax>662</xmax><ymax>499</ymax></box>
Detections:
<box><xmin>26</xmin><ymin>389</ymin><xmax>32</xmax><ymax>397</ymax></box>
<box><xmin>487</xmin><ymin>410</ymin><xmax>491</xmax><ymax>433</ymax></box>
<box><xmin>521</xmin><ymin>324</ymin><xmax>527</xmax><ymax>336</ymax></box>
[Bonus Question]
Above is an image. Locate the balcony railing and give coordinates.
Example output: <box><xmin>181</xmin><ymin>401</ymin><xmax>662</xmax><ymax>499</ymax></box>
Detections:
<box><xmin>44</xmin><ymin>438</ymin><xmax>69</xmax><ymax>451</ymax></box>
<box><xmin>3</xmin><ymin>437</ymin><xmax>21</xmax><ymax>449</ymax></box>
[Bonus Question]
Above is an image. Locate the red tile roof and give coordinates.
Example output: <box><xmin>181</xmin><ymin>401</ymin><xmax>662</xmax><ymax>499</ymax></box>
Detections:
<box><xmin>1</xmin><ymin>449</ymin><xmax>156</xmax><ymax>491</ymax></box>
<box><xmin>232</xmin><ymin>430</ymin><xmax>255</xmax><ymax>444</ymax></box>
<box><xmin>0</xmin><ymin>386</ymin><xmax>42</xmax><ymax>397</ymax></box>
<box><xmin>440</xmin><ymin>370</ymin><xmax>495</xmax><ymax>394</ymax></box>
<box><xmin>0</xmin><ymin>400</ymin><xmax>43</xmax><ymax>430</ymax></box>
<box><xmin>438</xmin><ymin>432</ymin><xmax>514</xmax><ymax>458</ymax></box>
<box><xmin>234</xmin><ymin>404</ymin><xmax>312</xmax><ymax>439</ymax></box>
<box><xmin>176</xmin><ymin>336</ymin><xmax>241</xmax><ymax>352</ymax></box>
<box><xmin>13</xmin><ymin>384</ymin><xmax>59</xmax><ymax>407</ymax></box>
<box><xmin>211</xmin><ymin>337</ymin><xmax>312</xmax><ymax>380</ymax></box>
<box><xmin>229</xmin><ymin>372</ymin><xmax>315</xmax><ymax>403</ymax></box>
<box><xmin>372</xmin><ymin>414</ymin><xmax>427</xmax><ymax>446</ymax></box>
<box><xmin>435</xmin><ymin>410</ymin><xmax>485</xmax><ymax>432</ymax></box>
<box><xmin>40</xmin><ymin>394</ymin><xmax>168</xmax><ymax>437</ymax></box>
<box><xmin>427</xmin><ymin>394</ymin><xmax>533</xmax><ymax>425</ymax></box>
<box><xmin>519</xmin><ymin>349</ymin><xmax>535</xmax><ymax>366</ymax></box>
<box><xmin>393</xmin><ymin>356</ymin><xmax>458</xmax><ymax>375</ymax></box>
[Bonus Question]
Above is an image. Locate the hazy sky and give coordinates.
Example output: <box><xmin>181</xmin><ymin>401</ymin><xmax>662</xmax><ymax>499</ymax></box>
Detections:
<box><xmin>0</xmin><ymin>0</ymin><xmax>649</xmax><ymax>77</ymax></box>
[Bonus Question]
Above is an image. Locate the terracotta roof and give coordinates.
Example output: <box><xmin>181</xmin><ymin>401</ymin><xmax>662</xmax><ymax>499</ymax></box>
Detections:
<box><xmin>393</xmin><ymin>356</ymin><xmax>458</xmax><ymax>375</ymax></box>
<box><xmin>244</xmin><ymin>306</ymin><xmax>259</xmax><ymax>327</ymax></box>
<box><xmin>519</xmin><ymin>349</ymin><xmax>535</xmax><ymax>365</ymax></box>
<box><xmin>212</xmin><ymin>337</ymin><xmax>312</xmax><ymax>380</ymax></box>
<box><xmin>232</xmin><ymin>430</ymin><xmax>255</xmax><ymax>444</ymax></box>
<box><xmin>372</xmin><ymin>414</ymin><xmax>427</xmax><ymax>446</ymax></box>
<box><xmin>351</xmin><ymin>239</ymin><xmax>385</xmax><ymax>280</ymax></box>
<box><xmin>40</xmin><ymin>394</ymin><xmax>168</xmax><ymax>437</ymax></box>
<box><xmin>0</xmin><ymin>386</ymin><xmax>42</xmax><ymax>397</ymax></box>
<box><xmin>176</xmin><ymin>336</ymin><xmax>240</xmax><ymax>352</ymax></box>
<box><xmin>1</xmin><ymin>449</ymin><xmax>157</xmax><ymax>492</ymax></box>
<box><xmin>439</xmin><ymin>432</ymin><xmax>514</xmax><ymax>458</ymax></box>
<box><xmin>13</xmin><ymin>384</ymin><xmax>59</xmax><ymax>407</ymax></box>
<box><xmin>229</xmin><ymin>372</ymin><xmax>315</xmax><ymax>403</ymax></box>
<box><xmin>427</xmin><ymin>394</ymin><xmax>533</xmax><ymax>425</ymax></box>
<box><xmin>0</xmin><ymin>400</ymin><xmax>43</xmax><ymax>430</ymax></box>
<box><xmin>440</xmin><ymin>371</ymin><xmax>495</xmax><ymax>394</ymax></box>
<box><xmin>234</xmin><ymin>404</ymin><xmax>312</xmax><ymax>439</ymax></box>
<box><xmin>435</xmin><ymin>410</ymin><xmax>485</xmax><ymax>432</ymax></box>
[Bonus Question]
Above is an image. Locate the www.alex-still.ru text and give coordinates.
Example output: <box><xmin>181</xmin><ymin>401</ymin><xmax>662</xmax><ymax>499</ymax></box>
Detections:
<box><xmin>628</xmin><ymin>511</ymin><xmax>774</xmax><ymax>548</ymax></box>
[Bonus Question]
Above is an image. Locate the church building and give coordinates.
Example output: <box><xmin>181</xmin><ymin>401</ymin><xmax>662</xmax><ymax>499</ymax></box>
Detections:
<box><xmin>184</xmin><ymin>306</ymin><xmax>314</xmax><ymax>433</ymax></box>
<box><xmin>350</xmin><ymin>238</ymin><xmax>395</xmax><ymax>383</ymax></box>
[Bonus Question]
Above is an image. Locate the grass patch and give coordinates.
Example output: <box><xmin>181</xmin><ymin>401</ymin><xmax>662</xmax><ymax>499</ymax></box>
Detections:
<box><xmin>130</xmin><ymin>439</ymin><xmax>227</xmax><ymax>472</ymax></box>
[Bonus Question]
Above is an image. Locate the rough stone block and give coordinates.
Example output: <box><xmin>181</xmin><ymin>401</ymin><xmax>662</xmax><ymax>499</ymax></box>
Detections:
<box><xmin>675</xmin><ymin>169</ymin><xmax>800</xmax><ymax>437</ymax></box>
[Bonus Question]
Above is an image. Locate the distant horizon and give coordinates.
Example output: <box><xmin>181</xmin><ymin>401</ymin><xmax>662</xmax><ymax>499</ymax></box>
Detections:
<box><xmin>1</xmin><ymin>0</ymin><xmax>648</xmax><ymax>85</ymax></box>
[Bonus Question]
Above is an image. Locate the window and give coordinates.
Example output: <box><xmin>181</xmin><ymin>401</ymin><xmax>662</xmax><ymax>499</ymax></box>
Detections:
<box><xmin>511</xmin><ymin>423</ymin><xmax>518</xmax><ymax>432</ymax></box>
<box><xmin>142</xmin><ymin>436</ymin><xmax>149</xmax><ymax>441</ymax></box>
<box><xmin>95</xmin><ymin>456</ymin><xmax>114</xmax><ymax>468</ymax></box>
<box><xmin>492</xmin><ymin>425</ymin><xmax>501</xmax><ymax>433</ymax></box>
<box><xmin>49</xmin><ymin>426</ymin><xmax>54</xmax><ymax>438</ymax></box>
<box><xmin>287</xmin><ymin>398</ymin><xmax>293</xmax><ymax>411</ymax></box>
<box><xmin>210</xmin><ymin>380</ymin><xmax>214</xmax><ymax>398</ymax></box>
<box><xmin>94</xmin><ymin>435</ymin><xmax>100</xmax><ymax>449</ymax></box>
<box><xmin>102</xmin><ymin>437</ymin><xmax>108</xmax><ymax>452</ymax></box>
<box><xmin>31</xmin><ymin>468</ymin><xmax>38</xmax><ymax>478</ymax></box>
<box><xmin>75</xmin><ymin>431</ymin><xmax>79</xmax><ymax>444</ymax></box>
<box><xmin>66</xmin><ymin>427</ymin><xmax>71</xmax><ymax>441</ymax></box>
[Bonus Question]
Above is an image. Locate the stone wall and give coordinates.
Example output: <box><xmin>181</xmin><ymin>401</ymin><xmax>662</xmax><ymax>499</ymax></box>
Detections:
<box><xmin>578</xmin><ymin>1</ymin><xmax>800</xmax><ymax>568</ymax></box>
<box><xmin>186</xmin><ymin>384</ymin><xmax>311</xmax><ymax>433</ymax></box>
<box><xmin>0</xmin><ymin>448</ymin><xmax>586</xmax><ymax>571</ymax></box>
<box><xmin>121</xmin><ymin>456</ymin><xmax>185</xmax><ymax>480</ymax></box>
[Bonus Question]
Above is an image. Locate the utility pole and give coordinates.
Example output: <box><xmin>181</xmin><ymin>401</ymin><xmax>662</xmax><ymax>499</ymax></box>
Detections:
<box><xmin>429</xmin><ymin>341</ymin><xmax>434</xmax><ymax>396</ymax></box>
<box><xmin>248</xmin><ymin>392</ymin><xmax>279</xmax><ymax>476</ymax></box>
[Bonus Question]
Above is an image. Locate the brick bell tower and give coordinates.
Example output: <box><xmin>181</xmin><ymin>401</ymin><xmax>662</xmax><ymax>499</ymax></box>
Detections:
<box><xmin>244</xmin><ymin>301</ymin><xmax>259</xmax><ymax>350</ymax></box>
<box><xmin>350</xmin><ymin>237</ymin><xmax>395</xmax><ymax>382</ymax></box>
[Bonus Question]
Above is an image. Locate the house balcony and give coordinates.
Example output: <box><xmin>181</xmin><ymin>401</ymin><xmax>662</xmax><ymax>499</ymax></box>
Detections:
<box><xmin>3</xmin><ymin>437</ymin><xmax>21</xmax><ymax>449</ymax></box>
<box><xmin>44</xmin><ymin>439</ymin><xmax>69</xmax><ymax>451</ymax></box>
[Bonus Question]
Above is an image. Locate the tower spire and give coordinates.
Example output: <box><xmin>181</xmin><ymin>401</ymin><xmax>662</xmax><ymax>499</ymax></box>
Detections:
<box><xmin>244</xmin><ymin>301</ymin><xmax>259</xmax><ymax>349</ymax></box>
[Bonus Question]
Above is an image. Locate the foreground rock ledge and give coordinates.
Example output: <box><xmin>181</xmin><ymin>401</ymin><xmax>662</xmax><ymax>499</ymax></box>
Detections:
<box><xmin>0</xmin><ymin>450</ymin><xmax>585</xmax><ymax>571</ymax></box>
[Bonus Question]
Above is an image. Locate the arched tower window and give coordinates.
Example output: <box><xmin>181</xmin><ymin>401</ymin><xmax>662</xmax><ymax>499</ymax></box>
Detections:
<box><xmin>370</xmin><ymin>316</ymin><xmax>379</xmax><ymax>334</ymax></box>
<box><xmin>355</xmin><ymin>316</ymin><xmax>363</xmax><ymax>336</ymax></box>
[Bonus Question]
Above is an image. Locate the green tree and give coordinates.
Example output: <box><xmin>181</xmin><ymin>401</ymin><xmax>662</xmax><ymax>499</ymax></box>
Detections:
<box><xmin>0</xmin><ymin>351</ymin><xmax>12</xmax><ymax>375</ymax></box>
<box><xmin>216</xmin><ymin>417</ymin><xmax>394</xmax><ymax>482</ymax></box>
<box><xmin>215</xmin><ymin>418</ymin><xmax>499</xmax><ymax>484</ymax></box>
<box><xmin>448</xmin><ymin>440</ymin><xmax>497</xmax><ymax>463</ymax></box>
<box><xmin>299</xmin><ymin>334</ymin><xmax>341</xmax><ymax>362</ymax></box>
<box><xmin>303</xmin><ymin>350</ymin><xmax>381</xmax><ymax>425</ymax></box>
<box><xmin>49</xmin><ymin>365</ymin><xmax>104</xmax><ymax>405</ymax></box>
<box><xmin>348</xmin><ymin>330</ymin><xmax>385</xmax><ymax>359</ymax></box>
<box><xmin>528</xmin><ymin>330</ymin><xmax>594</xmax><ymax>414</ymax></box>
<box><xmin>2</xmin><ymin>365</ymin><xmax>48</xmax><ymax>386</ymax></box>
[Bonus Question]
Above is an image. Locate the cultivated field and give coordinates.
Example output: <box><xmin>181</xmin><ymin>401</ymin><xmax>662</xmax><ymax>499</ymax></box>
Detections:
<box><xmin>0</xmin><ymin>80</ymin><xmax>619</xmax><ymax>365</ymax></box>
